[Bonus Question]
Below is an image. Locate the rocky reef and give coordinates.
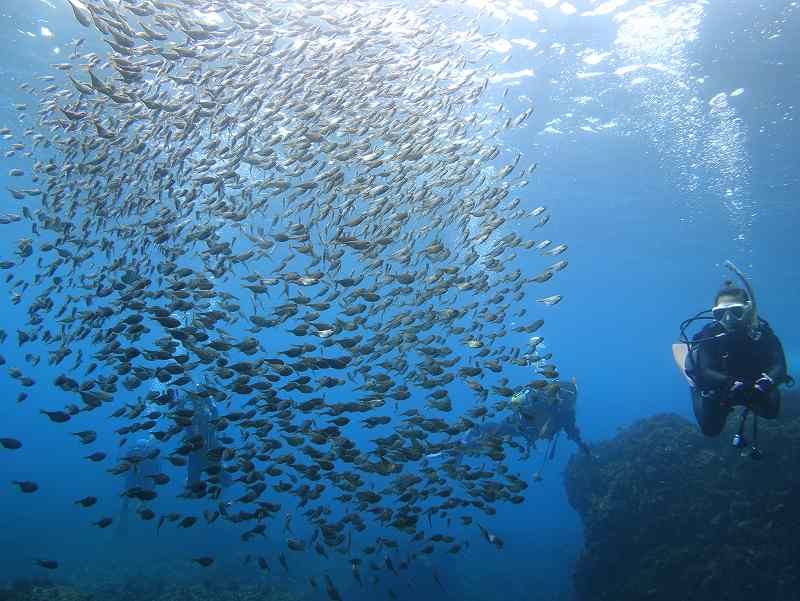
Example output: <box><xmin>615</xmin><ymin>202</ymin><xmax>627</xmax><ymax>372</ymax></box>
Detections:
<box><xmin>565</xmin><ymin>411</ymin><xmax>800</xmax><ymax>601</ymax></box>
<box><xmin>0</xmin><ymin>578</ymin><xmax>300</xmax><ymax>601</ymax></box>
<box><xmin>0</xmin><ymin>579</ymin><xmax>90</xmax><ymax>601</ymax></box>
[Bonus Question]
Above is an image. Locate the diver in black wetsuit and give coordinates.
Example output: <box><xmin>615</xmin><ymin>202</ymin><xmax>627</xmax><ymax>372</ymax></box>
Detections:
<box><xmin>687</xmin><ymin>289</ymin><xmax>787</xmax><ymax>433</ymax></box>
<box><xmin>680</xmin><ymin>262</ymin><xmax>789</xmax><ymax>457</ymax></box>
<box><xmin>455</xmin><ymin>379</ymin><xmax>590</xmax><ymax>463</ymax></box>
<box><xmin>509</xmin><ymin>380</ymin><xmax>591</xmax><ymax>457</ymax></box>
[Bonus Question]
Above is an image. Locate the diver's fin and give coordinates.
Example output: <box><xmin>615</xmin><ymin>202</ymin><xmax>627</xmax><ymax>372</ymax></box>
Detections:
<box><xmin>672</xmin><ymin>343</ymin><xmax>694</xmax><ymax>386</ymax></box>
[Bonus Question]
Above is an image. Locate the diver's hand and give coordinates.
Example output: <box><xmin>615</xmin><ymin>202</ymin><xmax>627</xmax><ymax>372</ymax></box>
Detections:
<box><xmin>728</xmin><ymin>380</ymin><xmax>747</xmax><ymax>403</ymax></box>
<box><xmin>754</xmin><ymin>374</ymin><xmax>774</xmax><ymax>395</ymax></box>
<box><xmin>750</xmin><ymin>374</ymin><xmax>774</xmax><ymax>406</ymax></box>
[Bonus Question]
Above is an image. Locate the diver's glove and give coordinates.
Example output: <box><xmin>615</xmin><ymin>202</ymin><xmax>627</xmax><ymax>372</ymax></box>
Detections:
<box><xmin>728</xmin><ymin>380</ymin><xmax>747</xmax><ymax>403</ymax></box>
<box><xmin>754</xmin><ymin>374</ymin><xmax>774</xmax><ymax>395</ymax></box>
<box><xmin>752</xmin><ymin>374</ymin><xmax>774</xmax><ymax>406</ymax></box>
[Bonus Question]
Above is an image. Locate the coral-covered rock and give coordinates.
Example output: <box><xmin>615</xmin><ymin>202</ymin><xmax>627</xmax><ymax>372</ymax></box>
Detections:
<box><xmin>565</xmin><ymin>412</ymin><xmax>800</xmax><ymax>601</ymax></box>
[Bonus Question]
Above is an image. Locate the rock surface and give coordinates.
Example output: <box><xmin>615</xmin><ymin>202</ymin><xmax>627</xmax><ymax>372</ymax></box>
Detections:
<box><xmin>0</xmin><ymin>580</ymin><xmax>299</xmax><ymax>601</ymax></box>
<box><xmin>565</xmin><ymin>410</ymin><xmax>800</xmax><ymax>601</ymax></box>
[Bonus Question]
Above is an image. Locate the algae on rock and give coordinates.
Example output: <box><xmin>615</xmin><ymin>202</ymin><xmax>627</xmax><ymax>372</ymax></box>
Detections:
<box><xmin>565</xmin><ymin>412</ymin><xmax>800</xmax><ymax>601</ymax></box>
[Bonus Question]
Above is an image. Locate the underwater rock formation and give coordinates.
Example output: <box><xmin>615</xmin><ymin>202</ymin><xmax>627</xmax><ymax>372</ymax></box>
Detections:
<box><xmin>0</xmin><ymin>582</ymin><xmax>91</xmax><ymax>601</ymax></box>
<box><xmin>0</xmin><ymin>580</ymin><xmax>299</xmax><ymax>601</ymax></box>
<box><xmin>565</xmin><ymin>411</ymin><xmax>800</xmax><ymax>601</ymax></box>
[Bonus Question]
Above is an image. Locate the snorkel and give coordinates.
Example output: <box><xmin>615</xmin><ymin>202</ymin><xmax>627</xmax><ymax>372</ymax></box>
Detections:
<box><xmin>723</xmin><ymin>260</ymin><xmax>760</xmax><ymax>337</ymax></box>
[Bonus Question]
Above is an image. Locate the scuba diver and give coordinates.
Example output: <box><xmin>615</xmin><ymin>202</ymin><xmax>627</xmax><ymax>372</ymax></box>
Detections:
<box><xmin>675</xmin><ymin>261</ymin><xmax>790</xmax><ymax>459</ymax></box>
<box><xmin>116</xmin><ymin>435</ymin><xmax>161</xmax><ymax>537</ymax></box>
<box><xmin>436</xmin><ymin>378</ymin><xmax>590</xmax><ymax>479</ymax></box>
<box><xmin>159</xmin><ymin>309</ymin><xmax>232</xmax><ymax>496</ymax></box>
<box><xmin>508</xmin><ymin>379</ymin><xmax>591</xmax><ymax>457</ymax></box>
<box><xmin>510</xmin><ymin>379</ymin><xmax>592</xmax><ymax>479</ymax></box>
<box><xmin>173</xmin><ymin>385</ymin><xmax>232</xmax><ymax>497</ymax></box>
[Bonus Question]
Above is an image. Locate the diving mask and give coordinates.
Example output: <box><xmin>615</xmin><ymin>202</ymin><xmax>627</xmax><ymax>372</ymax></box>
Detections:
<box><xmin>711</xmin><ymin>301</ymin><xmax>750</xmax><ymax>330</ymax></box>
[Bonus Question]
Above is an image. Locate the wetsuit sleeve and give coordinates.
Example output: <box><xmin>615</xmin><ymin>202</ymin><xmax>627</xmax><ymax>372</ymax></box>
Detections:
<box><xmin>764</xmin><ymin>332</ymin><xmax>788</xmax><ymax>384</ymax></box>
<box><xmin>690</xmin><ymin>342</ymin><xmax>730</xmax><ymax>390</ymax></box>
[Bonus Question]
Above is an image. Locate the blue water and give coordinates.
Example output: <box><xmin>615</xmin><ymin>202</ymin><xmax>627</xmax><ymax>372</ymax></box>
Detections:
<box><xmin>0</xmin><ymin>1</ymin><xmax>798</xmax><ymax>600</ymax></box>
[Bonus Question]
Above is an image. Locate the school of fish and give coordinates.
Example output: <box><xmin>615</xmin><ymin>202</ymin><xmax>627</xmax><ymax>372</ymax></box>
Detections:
<box><xmin>1</xmin><ymin>0</ymin><xmax>570</xmax><ymax>596</ymax></box>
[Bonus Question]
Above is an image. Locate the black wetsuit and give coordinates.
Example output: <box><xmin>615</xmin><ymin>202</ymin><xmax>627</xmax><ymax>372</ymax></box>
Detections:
<box><xmin>687</xmin><ymin>320</ymin><xmax>787</xmax><ymax>436</ymax></box>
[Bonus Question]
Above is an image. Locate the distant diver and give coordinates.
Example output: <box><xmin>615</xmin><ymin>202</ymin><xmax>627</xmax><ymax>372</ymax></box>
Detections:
<box><xmin>116</xmin><ymin>434</ymin><xmax>161</xmax><ymax>538</ymax></box>
<box><xmin>674</xmin><ymin>260</ymin><xmax>790</xmax><ymax>459</ymax></box>
<box><xmin>433</xmin><ymin>378</ymin><xmax>591</xmax><ymax>479</ymax></box>
<box><xmin>508</xmin><ymin>378</ymin><xmax>591</xmax><ymax>457</ymax></box>
<box><xmin>157</xmin><ymin>309</ymin><xmax>232</xmax><ymax>496</ymax></box>
<box><xmin>173</xmin><ymin>385</ymin><xmax>232</xmax><ymax>497</ymax></box>
<box><xmin>512</xmin><ymin>379</ymin><xmax>592</xmax><ymax>479</ymax></box>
